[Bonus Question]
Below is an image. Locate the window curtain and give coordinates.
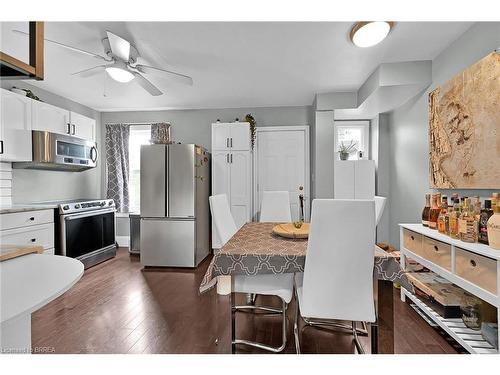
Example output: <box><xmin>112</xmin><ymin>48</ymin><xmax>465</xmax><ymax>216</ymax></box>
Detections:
<box><xmin>151</xmin><ymin>122</ymin><xmax>171</xmax><ymax>144</ymax></box>
<box><xmin>105</xmin><ymin>124</ymin><xmax>130</xmax><ymax>212</ymax></box>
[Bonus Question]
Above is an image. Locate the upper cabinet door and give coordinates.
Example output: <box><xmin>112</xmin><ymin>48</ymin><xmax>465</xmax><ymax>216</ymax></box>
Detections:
<box><xmin>0</xmin><ymin>90</ymin><xmax>33</xmax><ymax>162</ymax></box>
<box><xmin>229</xmin><ymin>123</ymin><xmax>250</xmax><ymax>151</ymax></box>
<box><xmin>70</xmin><ymin>111</ymin><xmax>96</xmax><ymax>141</ymax></box>
<box><xmin>32</xmin><ymin>100</ymin><xmax>70</xmax><ymax>136</ymax></box>
<box><xmin>211</xmin><ymin>123</ymin><xmax>231</xmax><ymax>151</ymax></box>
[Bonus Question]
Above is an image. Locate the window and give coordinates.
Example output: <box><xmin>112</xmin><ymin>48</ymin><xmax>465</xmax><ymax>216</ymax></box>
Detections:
<box><xmin>129</xmin><ymin>125</ymin><xmax>151</xmax><ymax>213</ymax></box>
<box><xmin>334</xmin><ymin>120</ymin><xmax>370</xmax><ymax>160</ymax></box>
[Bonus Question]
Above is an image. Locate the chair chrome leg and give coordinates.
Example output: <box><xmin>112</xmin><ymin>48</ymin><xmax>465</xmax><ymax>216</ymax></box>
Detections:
<box><xmin>302</xmin><ymin>317</ymin><xmax>368</xmax><ymax>336</ymax></box>
<box><xmin>352</xmin><ymin>321</ymin><xmax>365</xmax><ymax>354</ymax></box>
<box><xmin>294</xmin><ymin>288</ymin><xmax>301</xmax><ymax>354</ymax></box>
<box><xmin>233</xmin><ymin>298</ymin><xmax>288</xmax><ymax>353</ymax></box>
<box><xmin>234</xmin><ymin>305</ymin><xmax>283</xmax><ymax>314</ymax></box>
<box><xmin>231</xmin><ymin>292</ymin><xmax>236</xmax><ymax>354</ymax></box>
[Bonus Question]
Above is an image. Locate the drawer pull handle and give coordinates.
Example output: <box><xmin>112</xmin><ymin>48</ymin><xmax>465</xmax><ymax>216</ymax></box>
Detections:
<box><xmin>433</xmin><ymin>245</ymin><xmax>439</xmax><ymax>252</ymax></box>
<box><xmin>470</xmin><ymin>260</ymin><xmax>476</xmax><ymax>267</ymax></box>
<box><xmin>30</xmin><ymin>238</ymin><xmax>36</xmax><ymax>242</ymax></box>
<box><xmin>410</xmin><ymin>235</ymin><xmax>415</xmax><ymax>240</ymax></box>
<box><xmin>29</xmin><ymin>217</ymin><xmax>35</xmax><ymax>221</ymax></box>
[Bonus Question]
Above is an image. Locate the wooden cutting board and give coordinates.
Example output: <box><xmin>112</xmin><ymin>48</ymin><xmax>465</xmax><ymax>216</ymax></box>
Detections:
<box><xmin>272</xmin><ymin>223</ymin><xmax>310</xmax><ymax>239</ymax></box>
<box><xmin>0</xmin><ymin>245</ymin><xmax>44</xmax><ymax>262</ymax></box>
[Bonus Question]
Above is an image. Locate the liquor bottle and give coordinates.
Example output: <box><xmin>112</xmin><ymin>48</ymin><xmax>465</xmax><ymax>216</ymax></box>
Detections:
<box><xmin>437</xmin><ymin>197</ymin><xmax>448</xmax><ymax>234</ymax></box>
<box><xmin>487</xmin><ymin>195</ymin><xmax>500</xmax><ymax>249</ymax></box>
<box><xmin>473</xmin><ymin>196</ymin><xmax>482</xmax><ymax>221</ymax></box>
<box><xmin>478</xmin><ymin>200</ymin><xmax>493</xmax><ymax>245</ymax></box>
<box><xmin>459</xmin><ymin>198</ymin><xmax>478</xmax><ymax>243</ymax></box>
<box><xmin>449</xmin><ymin>198</ymin><xmax>461</xmax><ymax>239</ymax></box>
<box><xmin>428</xmin><ymin>194</ymin><xmax>440</xmax><ymax>230</ymax></box>
<box><xmin>421</xmin><ymin>193</ymin><xmax>431</xmax><ymax>227</ymax></box>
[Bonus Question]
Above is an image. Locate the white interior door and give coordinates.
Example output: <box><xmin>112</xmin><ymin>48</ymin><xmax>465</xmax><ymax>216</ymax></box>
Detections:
<box><xmin>255</xmin><ymin>127</ymin><xmax>309</xmax><ymax>222</ymax></box>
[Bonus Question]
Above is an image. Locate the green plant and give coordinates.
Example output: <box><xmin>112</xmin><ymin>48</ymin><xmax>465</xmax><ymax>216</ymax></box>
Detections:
<box><xmin>245</xmin><ymin>114</ymin><xmax>256</xmax><ymax>150</ymax></box>
<box><xmin>338</xmin><ymin>140</ymin><xmax>357</xmax><ymax>154</ymax></box>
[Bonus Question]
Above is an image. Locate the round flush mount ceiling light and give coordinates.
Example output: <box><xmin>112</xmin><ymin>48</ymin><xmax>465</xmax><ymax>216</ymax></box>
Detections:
<box><xmin>105</xmin><ymin>61</ymin><xmax>135</xmax><ymax>83</ymax></box>
<box><xmin>350</xmin><ymin>21</ymin><xmax>394</xmax><ymax>48</ymax></box>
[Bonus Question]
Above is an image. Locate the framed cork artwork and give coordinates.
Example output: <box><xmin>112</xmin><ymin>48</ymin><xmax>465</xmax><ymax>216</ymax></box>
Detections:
<box><xmin>428</xmin><ymin>51</ymin><xmax>500</xmax><ymax>189</ymax></box>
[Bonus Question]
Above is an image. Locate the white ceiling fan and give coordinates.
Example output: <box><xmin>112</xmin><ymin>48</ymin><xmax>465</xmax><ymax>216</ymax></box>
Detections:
<box><xmin>12</xmin><ymin>29</ymin><xmax>193</xmax><ymax>96</ymax></box>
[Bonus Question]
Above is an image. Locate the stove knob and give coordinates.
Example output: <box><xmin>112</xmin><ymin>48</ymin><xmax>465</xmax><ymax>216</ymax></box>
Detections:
<box><xmin>74</xmin><ymin>204</ymin><xmax>80</xmax><ymax>209</ymax></box>
<box><xmin>108</xmin><ymin>201</ymin><xmax>113</xmax><ymax>206</ymax></box>
<box><xmin>100</xmin><ymin>202</ymin><xmax>105</xmax><ymax>207</ymax></box>
<box><xmin>63</xmin><ymin>205</ymin><xmax>69</xmax><ymax>210</ymax></box>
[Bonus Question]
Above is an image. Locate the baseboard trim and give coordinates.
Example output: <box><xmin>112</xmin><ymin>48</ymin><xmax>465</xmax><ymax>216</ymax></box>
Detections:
<box><xmin>116</xmin><ymin>236</ymin><xmax>130</xmax><ymax>248</ymax></box>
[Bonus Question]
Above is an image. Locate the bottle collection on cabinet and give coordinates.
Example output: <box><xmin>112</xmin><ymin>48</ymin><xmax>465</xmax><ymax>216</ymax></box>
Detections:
<box><xmin>421</xmin><ymin>192</ymin><xmax>500</xmax><ymax>249</ymax></box>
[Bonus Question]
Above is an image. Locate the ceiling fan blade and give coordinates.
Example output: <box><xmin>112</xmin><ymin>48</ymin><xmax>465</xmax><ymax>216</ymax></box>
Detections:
<box><xmin>136</xmin><ymin>64</ymin><xmax>193</xmax><ymax>86</ymax></box>
<box><xmin>71</xmin><ymin>65</ymin><xmax>107</xmax><ymax>78</ymax></box>
<box><xmin>133</xmin><ymin>72</ymin><xmax>162</xmax><ymax>96</ymax></box>
<box><xmin>12</xmin><ymin>29</ymin><xmax>111</xmax><ymax>61</ymax></box>
<box><xmin>106</xmin><ymin>31</ymin><xmax>131</xmax><ymax>62</ymax></box>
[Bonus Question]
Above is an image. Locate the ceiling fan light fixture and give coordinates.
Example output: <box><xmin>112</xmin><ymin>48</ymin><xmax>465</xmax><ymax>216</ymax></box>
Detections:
<box><xmin>105</xmin><ymin>64</ymin><xmax>135</xmax><ymax>83</ymax></box>
<box><xmin>350</xmin><ymin>21</ymin><xmax>393</xmax><ymax>48</ymax></box>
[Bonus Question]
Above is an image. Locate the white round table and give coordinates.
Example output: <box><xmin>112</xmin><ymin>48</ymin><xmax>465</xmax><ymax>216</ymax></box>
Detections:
<box><xmin>0</xmin><ymin>254</ymin><xmax>83</xmax><ymax>354</ymax></box>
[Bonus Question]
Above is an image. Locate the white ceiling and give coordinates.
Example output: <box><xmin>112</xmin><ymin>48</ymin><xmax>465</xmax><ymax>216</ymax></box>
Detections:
<box><xmin>1</xmin><ymin>22</ymin><xmax>473</xmax><ymax>111</ymax></box>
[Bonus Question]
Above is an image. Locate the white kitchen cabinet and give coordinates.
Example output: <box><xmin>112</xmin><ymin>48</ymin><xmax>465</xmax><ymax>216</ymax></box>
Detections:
<box><xmin>70</xmin><ymin>111</ymin><xmax>96</xmax><ymax>141</ymax></box>
<box><xmin>212</xmin><ymin>122</ymin><xmax>250</xmax><ymax>151</ymax></box>
<box><xmin>0</xmin><ymin>209</ymin><xmax>55</xmax><ymax>254</ymax></box>
<box><xmin>334</xmin><ymin>160</ymin><xmax>375</xmax><ymax>199</ymax></box>
<box><xmin>211</xmin><ymin>123</ymin><xmax>252</xmax><ymax>249</ymax></box>
<box><xmin>0</xmin><ymin>89</ymin><xmax>32</xmax><ymax>162</ymax></box>
<box><xmin>32</xmin><ymin>100</ymin><xmax>70</xmax><ymax>136</ymax></box>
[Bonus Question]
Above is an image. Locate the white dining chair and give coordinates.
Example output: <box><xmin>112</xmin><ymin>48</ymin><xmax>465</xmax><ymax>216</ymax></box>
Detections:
<box><xmin>260</xmin><ymin>191</ymin><xmax>292</xmax><ymax>222</ymax></box>
<box><xmin>209</xmin><ymin>194</ymin><xmax>294</xmax><ymax>353</ymax></box>
<box><xmin>293</xmin><ymin>199</ymin><xmax>376</xmax><ymax>354</ymax></box>
<box><xmin>374</xmin><ymin>196</ymin><xmax>387</xmax><ymax>226</ymax></box>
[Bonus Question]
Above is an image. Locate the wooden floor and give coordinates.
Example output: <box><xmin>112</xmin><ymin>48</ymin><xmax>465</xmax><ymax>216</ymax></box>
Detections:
<box><xmin>32</xmin><ymin>248</ymin><xmax>462</xmax><ymax>354</ymax></box>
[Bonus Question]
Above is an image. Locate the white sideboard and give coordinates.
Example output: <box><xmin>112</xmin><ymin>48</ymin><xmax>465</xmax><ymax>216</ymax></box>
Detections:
<box><xmin>399</xmin><ymin>223</ymin><xmax>499</xmax><ymax>354</ymax></box>
<box><xmin>334</xmin><ymin>160</ymin><xmax>375</xmax><ymax>199</ymax></box>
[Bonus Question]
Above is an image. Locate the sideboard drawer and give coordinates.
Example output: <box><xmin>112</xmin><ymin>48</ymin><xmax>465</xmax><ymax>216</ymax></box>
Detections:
<box><xmin>403</xmin><ymin>229</ymin><xmax>423</xmax><ymax>255</ymax></box>
<box><xmin>455</xmin><ymin>248</ymin><xmax>497</xmax><ymax>294</ymax></box>
<box><xmin>0</xmin><ymin>209</ymin><xmax>54</xmax><ymax>231</ymax></box>
<box><xmin>422</xmin><ymin>236</ymin><xmax>452</xmax><ymax>271</ymax></box>
<box><xmin>0</xmin><ymin>223</ymin><xmax>54</xmax><ymax>250</ymax></box>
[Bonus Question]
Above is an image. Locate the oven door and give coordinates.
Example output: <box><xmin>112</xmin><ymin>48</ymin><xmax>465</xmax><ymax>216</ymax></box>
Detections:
<box><xmin>61</xmin><ymin>208</ymin><xmax>116</xmax><ymax>258</ymax></box>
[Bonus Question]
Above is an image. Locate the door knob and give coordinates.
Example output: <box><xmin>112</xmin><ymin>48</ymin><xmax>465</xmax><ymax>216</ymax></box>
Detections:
<box><xmin>299</xmin><ymin>186</ymin><xmax>304</xmax><ymax>191</ymax></box>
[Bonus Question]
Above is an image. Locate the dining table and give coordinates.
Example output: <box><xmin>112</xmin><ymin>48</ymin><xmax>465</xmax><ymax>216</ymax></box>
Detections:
<box><xmin>199</xmin><ymin>222</ymin><xmax>413</xmax><ymax>354</ymax></box>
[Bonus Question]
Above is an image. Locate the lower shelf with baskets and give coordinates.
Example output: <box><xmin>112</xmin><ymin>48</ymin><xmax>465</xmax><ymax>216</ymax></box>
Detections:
<box><xmin>401</xmin><ymin>287</ymin><xmax>498</xmax><ymax>354</ymax></box>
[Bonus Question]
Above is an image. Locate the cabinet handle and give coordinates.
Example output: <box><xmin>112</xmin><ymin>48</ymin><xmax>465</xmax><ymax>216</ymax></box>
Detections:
<box><xmin>0</xmin><ymin>140</ymin><xmax>3</xmax><ymax>154</ymax></box>
<box><xmin>72</xmin><ymin>124</ymin><xmax>76</xmax><ymax>135</ymax></box>
<box><xmin>29</xmin><ymin>217</ymin><xmax>35</xmax><ymax>221</ymax></box>
<box><xmin>433</xmin><ymin>245</ymin><xmax>439</xmax><ymax>252</ymax></box>
<box><xmin>470</xmin><ymin>259</ymin><xmax>476</xmax><ymax>267</ymax></box>
<box><xmin>226</xmin><ymin>154</ymin><xmax>229</xmax><ymax>163</ymax></box>
<box><xmin>230</xmin><ymin>138</ymin><xmax>233</xmax><ymax>147</ymax></box>
<box><xmin>226</xmin><ymin>138</ymin><xmax>229</xmax><ymax>148</ymax></box>
<box><xmin>67</xmin><ymin>123</ymin><xmax>71</xmax><ymax>134</ymax></box>
<box><xmin>230</xmin><ymin>154</ymin><xmax>233</xmax><ymax>163</ymax></box>
<box><xmin>410</xmin><ymin>235</ymin><xmax>415</xmax><ymax>241</ymax></box>
<box><xmin>30</xmin><ymin>238</ymin><xmax>36</xmax><ymax>243</ymax></box>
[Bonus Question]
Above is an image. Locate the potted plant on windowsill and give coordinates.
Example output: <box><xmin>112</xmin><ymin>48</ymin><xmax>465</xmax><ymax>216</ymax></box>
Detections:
<box><xmin>338</xmin><ymin>141</ymin><xmax>357</xmax><ymax>160</ymax></box>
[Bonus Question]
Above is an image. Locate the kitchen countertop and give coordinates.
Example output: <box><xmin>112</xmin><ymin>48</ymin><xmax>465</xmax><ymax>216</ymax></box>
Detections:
<box><xmin>0</xmin><ymin>203</ymin><xmax>58</xmax><ymax>214</ymax></box>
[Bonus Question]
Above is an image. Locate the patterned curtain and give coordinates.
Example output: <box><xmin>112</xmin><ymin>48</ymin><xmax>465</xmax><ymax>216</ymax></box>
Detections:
<box><xmin>151</xmin><ymin>122</ymin><xmax>171</xmax><ymax>144</ymax></box>
<box><xmin>105</xmin><ymin>124</ymin><xmax>130</xmax><ymax>212</ymax></box>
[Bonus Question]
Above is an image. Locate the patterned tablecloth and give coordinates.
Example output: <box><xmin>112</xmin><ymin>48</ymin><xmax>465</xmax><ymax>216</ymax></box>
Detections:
<box><xmin>199</xmin><ymin>222</ymin><xmax>413</xmax><ymax>294</ymax></box>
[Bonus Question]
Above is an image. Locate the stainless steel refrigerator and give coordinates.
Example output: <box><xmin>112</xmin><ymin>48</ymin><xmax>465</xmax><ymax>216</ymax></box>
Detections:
<box><xmin>140</xmin><ymin>144</ymin><xmax>211</xmax><ymax>267</ymax></box>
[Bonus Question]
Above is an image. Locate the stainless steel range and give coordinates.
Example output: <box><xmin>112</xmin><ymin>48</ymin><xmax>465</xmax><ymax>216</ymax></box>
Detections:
<box><xmin>57</xmin><ymin>199</ymin><xmax>116</xmax><ymax>269</ymax></box>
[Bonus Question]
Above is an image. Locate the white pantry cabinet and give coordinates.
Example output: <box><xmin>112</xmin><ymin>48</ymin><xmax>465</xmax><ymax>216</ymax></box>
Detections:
<box><xmin>0</xmin><ymin>89</ymin><xmax>33</xmax><ymax>162</ymax></box>
<box><xmin>334</xmin><ymin>160</ymin><xmax>375</xmax><ymax>199</ymax></box>
<box><xmin>212</xmin><ymin>122</ymin><xmax>250</xmax><ymax>151</ymax></box>
<box><xmin>211</xmin><ymin>122</ymin><xmax>252</xmax><ymax>249</ymax></box>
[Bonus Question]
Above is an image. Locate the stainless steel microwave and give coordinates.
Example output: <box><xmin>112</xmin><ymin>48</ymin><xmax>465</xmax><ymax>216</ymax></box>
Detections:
<box><xmin>13</xmin><ymin>130</ymin><xmax>98</xmax><ymax>171</ymax></box>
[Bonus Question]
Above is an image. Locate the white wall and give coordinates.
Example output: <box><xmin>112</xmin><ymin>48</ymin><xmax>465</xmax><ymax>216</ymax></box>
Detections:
<box><xmin>102</xmin><ymin>106</ymin><xmax>312</xmax><ymax>236</ymax></box>
<box><xmin>0</xmin><ymin>81</ymin><xmax>102</xmax><ymax>203</ymax></box>
<box><xmin>387</xmin><ymin>22</ymin><xmax>500</xmax><ymax>247</ymax></box>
